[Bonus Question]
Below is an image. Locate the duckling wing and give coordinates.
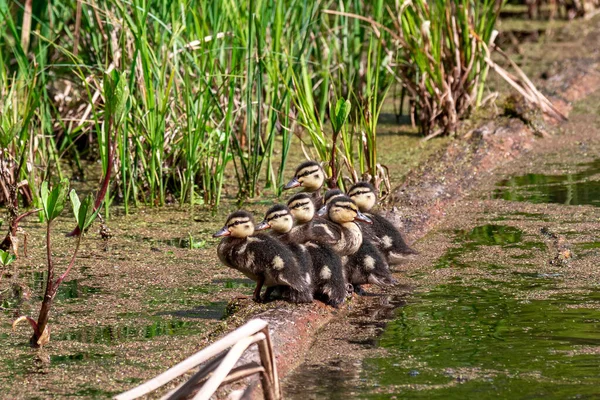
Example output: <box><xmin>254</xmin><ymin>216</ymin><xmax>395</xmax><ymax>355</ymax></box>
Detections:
<box><xmin>310</xmin><ymin>218</ymin><xmax>343</xmax><ymax>245</ymax></box>
<box><xmin>344</xmin><ymin>238</ymin><xmax>393</xmax><ymax>287</ymax></box>
<box><xmin>304</xmin><ymin>242</ymin><xmax>347</xmax><ymax>307</ymax></box>
<box><xmin>369</xmin><ymin>213</ymin><xmax>418</xmax><ymax>263</ymax></box>
<box><xmin>246</xmin><ymin>234</ymin><xmax>312</xmax><ymax>300</ymax></box>
<box><xmin>287</xmin><ymin>224</ymin><xmax>313</xmax><ymax>244</ymax></box>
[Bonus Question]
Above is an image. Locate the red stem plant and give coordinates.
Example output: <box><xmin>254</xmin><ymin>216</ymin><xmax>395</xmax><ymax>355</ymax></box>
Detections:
<box><xmin>13</xmin><ymin>180</ymin><xmax>100</xmax><ymax>347</ymax></box>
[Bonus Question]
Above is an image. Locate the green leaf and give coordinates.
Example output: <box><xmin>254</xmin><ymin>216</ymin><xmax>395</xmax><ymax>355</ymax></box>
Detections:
<box><xmin>70</xmin><ymin>190</ymin><xmax>100</xmax><ymax>232</ymax></box>
<box><xmin>81</xmin><ymin>194</ymin><xmax>100</xmax><ymax>231</ymax></box>
<box><xmin>69</xmin><ymin>189</ymin><xmax>82</xmax><ymax>228</ymax></box>
<box><xmin>41</xmin><ymin>179</ymin><xmax>69</xmax><ymax>221</ymax></box>
<box><xmin>331</xmin><ymin>98</ymin><xmax>351</xmax><ymax>134</ymax></box>
<box><xmin>0</xmin><ymin>249</ymin><xmax>16</xmax><ymax>267</ymax></box>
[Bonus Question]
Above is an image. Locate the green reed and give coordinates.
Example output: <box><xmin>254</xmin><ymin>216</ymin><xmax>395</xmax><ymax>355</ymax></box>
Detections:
<box><xmin>0</xmin><ymin>0</ymin><xmax>508</xmax><ymax>212</ymax></box>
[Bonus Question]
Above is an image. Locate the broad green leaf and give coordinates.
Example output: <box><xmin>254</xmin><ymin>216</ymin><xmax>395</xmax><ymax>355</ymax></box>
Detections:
<box><xmin>0</xmin><ymin>249</ymin><xmax>16</xmax><ymax>266</ymax></box>
<box><xmin>70</xmin><ymin>190</ymin><xmax>100</xmax><ymax>232</ymax></box>
<box><xmin>69</xmin><ymin>189</ymin><xmax>82</xmax><ymax>228</ymax></box>
<box><xmin>81</xmin><ymin>194</ymin><xmax>100</xmax><ymax>231</ymax></box>
<box><xmin>40</xmin><ymin>179</ymin><xmax>69</xmax><ymax>221</ymax></box>
<box><xmin>40</xmin><ymin>181</ymin><xmax>49</xmax><ymax>216</ymax></box>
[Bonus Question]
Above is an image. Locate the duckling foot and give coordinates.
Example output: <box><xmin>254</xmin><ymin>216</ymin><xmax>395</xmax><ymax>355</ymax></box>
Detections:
<box><xmin>327</xmin><ymin>298</ymin><xmax>343</xmax><ymax>308</ymax></box>
<box><xmin>252</xmin><ymin>276</ymin><xmax>265</xmax><ymax>303</ymax></box>
<box><xmin>353</xmin><ymin>285</ymin><xmax>368</xmax><ymax>296</ymax></box>
<box><xmin>252</xmin><ymin>294</ymin><xmax>263</xmax><ymax>303</ymax></box>
<box><xmin>261</xmin><ymin>286</ymin><xmax>276</xmax><ymax>302</ymax></box>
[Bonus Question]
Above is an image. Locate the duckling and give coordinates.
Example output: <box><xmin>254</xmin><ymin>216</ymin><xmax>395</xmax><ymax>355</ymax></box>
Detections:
<box><xmin>213</xmin><ymin>211</ymin><xmax>312</xmax><ymax>304</ymax></box>
<box><xmin>320</xmin><ymin>195</ymin><xmax>396</xmax><ymax>295</ymax></box>
<box><xmin>288</xmin><ymin>193</ymin><xmax>368</xmax><ymax>257</ymax></box>
<box><xmin>284</xmin><ymin>161</ymin><xmax>326</xmax><ymax>209</ymax></box>
<box><xmin>348</xmin><ymin>182</ymin><xmax>417</xmax><ymax>264</ymax></box>
<box><xmin>256</xmin><ymin>205</ymin><xmax>347</xmax><ymax>307</ymax></box>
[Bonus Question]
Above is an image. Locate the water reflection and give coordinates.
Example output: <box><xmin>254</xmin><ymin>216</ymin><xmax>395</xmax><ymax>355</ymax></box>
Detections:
<box><xmin>493</xmin><ymin>159</ymin><xmax>600</xmax><ymax>207</ymax></box>
<box><xmin>58</xmin><ymin>319</ymin><xmax>204</xmax><ymax>344</ymax></box>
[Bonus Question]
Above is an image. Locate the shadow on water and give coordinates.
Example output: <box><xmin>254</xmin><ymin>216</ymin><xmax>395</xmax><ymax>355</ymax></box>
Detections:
<box><xmin>51</xmin><ymin>352</ymin><xmax>116</xmax><ymax>364</ymax></box>
<box><xmin>212</xmin><ymin>278</ymin><xmax>255</xmax><ymax>289</ymax></box>
<box><xmin>156</xmin><ymin>301</ymin><xmax>227</xmax><ymax>319</ymax></box>
<box><xmin>493</xmin><ymin>158</ymin><xmax>600</xmax><ymax>207</ymax></box>
<box><xmin>122</xmin><ymin>234</ymin><xmax>208</xmax><ymax>249</ymax></box>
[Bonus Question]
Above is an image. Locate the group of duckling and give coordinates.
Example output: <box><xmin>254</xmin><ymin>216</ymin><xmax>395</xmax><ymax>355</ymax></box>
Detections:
<box><xmin>213</xmin><ymin>161</ymin><xmax>417</xmax><ymax>307</ymax></box>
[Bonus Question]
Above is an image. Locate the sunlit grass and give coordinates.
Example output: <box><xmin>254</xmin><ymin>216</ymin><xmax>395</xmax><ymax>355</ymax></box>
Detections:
<box><xmin>0</xmin><ymin>0</ymin><xmax>511</xmax><ymax>210</ymax></box>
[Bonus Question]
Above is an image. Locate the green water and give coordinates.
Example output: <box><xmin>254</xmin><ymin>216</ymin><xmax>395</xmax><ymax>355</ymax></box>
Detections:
<box><xmin>285</xmin><ymin>222</ymin><xmax>600</xmax><ymax>399</ymax></box>
<box><xmin>434</xmin><ymin>225</ymin><xmax>543</xmax><ymax>269</ymax></box>
<box><xmin>57</xmin><ymin>318</ymin><xmax>209</xmax><ymax>344</ymax></box>
<box><xmin>360</xmin><ymin>284</ymin><xmax>600</xmax><ymax>399</ymax></box>
<box><xmin>365</xmin><ymin>224</ymin><xmax>600</xmax><ymax>398</ymax></box>
<box><xmin>493</xmin><ymin>159</ymin><xmax>600</xmax><ymax>207</ymax></box>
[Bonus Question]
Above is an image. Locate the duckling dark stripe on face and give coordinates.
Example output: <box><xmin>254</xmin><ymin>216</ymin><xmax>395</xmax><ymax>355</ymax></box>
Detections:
<box><xmin>289</xmin><ymin>201</ymin><xmax>311</xmax><ymax>210</ymax></box>
<box><xmin>227</xmin><ymin>217</ymin><xmax>251</xmax><ymax>227</ymax></box>
<box><xmin>266</xmin><ymin>212</ymin><xmax>289</xmax><ymax>222</ymax></box>
<box><xmin>348</xmin><ymin>189</ymin><xmax>372</xmax><ymax>197</ymax></box>
<box><xmin>296</xmin><ymin>168</ymin><xmax>320</xmax><ymax>178</ymax></box>
<box><xmin>333</xmin><ymin>203</ymin><xmax>358</xmax><ymax>212</ymax></box>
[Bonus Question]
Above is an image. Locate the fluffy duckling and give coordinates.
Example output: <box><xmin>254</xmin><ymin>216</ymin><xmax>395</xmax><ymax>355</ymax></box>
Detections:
<box><xmin>288</xmin><ymin>193</ymin><xmax>369</xmax><ymax>257</ymax></box>
<box><xmin>284</xmin><ymin>161</ymin><xmax>326</xmax><ymax>209</ymax></box>
<box><xmin>256</xmin><ymin>205</ymin><xmax>347</xmax><ymax>307</ymax></box>
<box><xmin>319</xmin><ymin>193</ymin><xmax>395</xmax><ymax>294</ymax></box>
<box><xmin>348</xmin><ymin>182</ymin><xmax>417</xmax><ymax>264</ymax></box>
<box><xmin>213</xmin><ymin>211</ymin><xmax>312</xmax><ymax>303</ymax></box>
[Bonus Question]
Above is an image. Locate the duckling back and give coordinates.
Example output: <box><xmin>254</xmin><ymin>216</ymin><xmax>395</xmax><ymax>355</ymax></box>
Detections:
<box><xmin>347</xmin><ymin>182</ymin><xmax>417</xmax><ymax>264</ymax></box>
<box><xmin>364</xmin><ymin>213</ymin><xmax>418</xmax><ymax>264</ymax></box>
<box><xmin>344</xmin><ymin>238</ymin><xmax>395</xmax><ymax>292</ymax></box>
<box><xmin>217</xmin><ymin>233</ymin><xmax>313</xmax><ymax>303</ymax></box>
<box><xmin>275</xmin><ymin>231</ymin><xmax>347</xmax><ymax>307</ymax></box>
<box><xmin>304</xmin><ymin>241</ymin><xmax>347</xmax><ymax>307</ymax></box>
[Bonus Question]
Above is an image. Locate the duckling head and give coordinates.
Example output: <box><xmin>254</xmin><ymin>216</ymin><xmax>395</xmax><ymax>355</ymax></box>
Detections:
<box><xmin>317</xmin><ymin>189</ymin><xmax>344</xmax><ymax>216</ymax></box>
<box><xmin>213</xmin><ymin>211</ymin><xmax>255</xmax><ymax>238</ymax></box>
<box><xmin>284</xmin><ymin>161</ymin><xmax>324</xmax><ymax>192</ymax></box>
<box><xmin>287</xmin><ymin>193</ymin><xmax>315</xmax><ymax>224</ymax></box>
<box><xmin>328</xmin><ymin>196</ymin><xmax>373</xmax><ymax>225</ymax></box>
<box><xmin>256</xmin><ymin>205</ymin><xmax>294</xmax><ymax>234</ymax></box>
<box><xmin>348</xmin><ymin>182</ymin><xmax>377</xmax><ymax>212</ymax></box>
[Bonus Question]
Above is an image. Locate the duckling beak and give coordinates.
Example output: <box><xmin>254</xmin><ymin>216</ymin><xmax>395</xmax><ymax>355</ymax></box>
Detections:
<box><xmin>316</xmin><ymin>206</ymin><xmax>327</xmax><ymax>217</ymax></box>
<box><xmin>213</xmin><ymin>226</ymin><xmax>231</xmax><ymax>238</ymax></box>
<box><xmin>354</xmin><ymin>211</ymin><xmax>373</xmax><ymax>224</ymax></box>
<box><xmin>255</xmin><ymin>221</ymin><xmax>271</xmax><ymax>231</ymax></box>
<box><xmin>284</xmin><ymin>177</ymin><xmax>301</xmax><ymax>190</ymax></box>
